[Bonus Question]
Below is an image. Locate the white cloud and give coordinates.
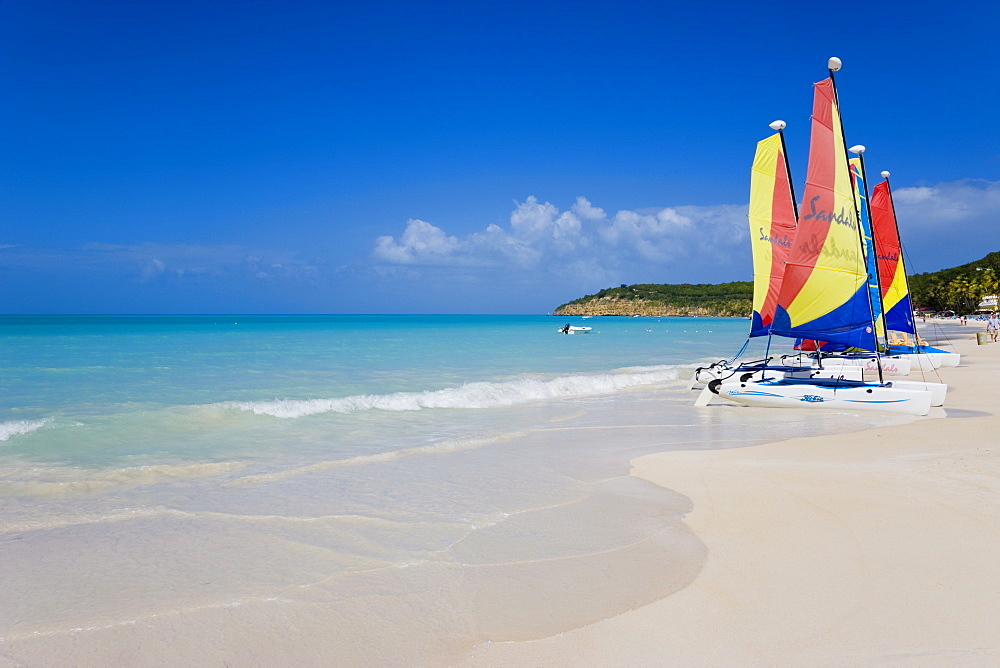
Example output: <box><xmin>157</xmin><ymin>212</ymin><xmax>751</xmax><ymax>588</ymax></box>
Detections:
<box><xmin>892</xmin><ymin>179</ymin><xmax>1000</xmax><ymax>229</ymax></box>
<box><xmin>140</xmin><ymin>258</ymin><xmax>166</xmax><ymax>280</ymax></box>
<box><xmin>883</xmin><ymin>179</ymin><xmax>1000</xmax><ymax>270</ymax></box>
<box><xmin>598</xmin><ymin>208</ymin><xmax>701</xmax><ymax>261</ymax></box>
<box><xmin>369</xmin><ymin>179</ymin><xmax>1000</xmax><ymax>293</ymax></box>
<box><xmin>373</xmin><ymin>219</ymin><xmax>460</xmax><ymax>265</ymax></box>
<box><xmin>371</xmin><ymin>195</ymin><xmax>747</xmax><ymax>284</ymax></box>
<box><xmin>509</xmin><ymin>196</ymin><xmax>561</xmax><ymax>237</ymax></box>
<box><xmin>571</xmin><ymin>196</ymin><xmax>605</xmax><ymax>221</ymax></box>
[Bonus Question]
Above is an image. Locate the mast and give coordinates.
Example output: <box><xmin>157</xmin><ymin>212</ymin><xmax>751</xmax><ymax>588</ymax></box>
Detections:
<box><xmin>827</xmin><ymin>57</ymin><xmax>884</xmax><ymax>383</ymax></box>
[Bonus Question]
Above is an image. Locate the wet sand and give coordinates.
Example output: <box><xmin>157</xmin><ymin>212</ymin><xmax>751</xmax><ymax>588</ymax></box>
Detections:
<box><xmin>465</xmin><ymin>324</ymin><xmax>1000</xmax><ymax>665</ymax></box>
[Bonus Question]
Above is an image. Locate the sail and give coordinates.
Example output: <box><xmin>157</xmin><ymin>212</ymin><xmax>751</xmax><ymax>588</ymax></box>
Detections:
<box><xmin>770</xmin><ymin>78</ymin><xmax>877</xmax><ymax>351</ymax></box>
<box><xmin>748</xmin><ymin>133</ymin><xmax>797</xmax><ymax>337</ymax></box>
<box><xmin>870</xmin><ymin>180</ymin><xmax>916</xmax><ymax>334</ymax></box>
<box><xmin>850</xmin><ymin>157</ymin><xmax>886</xmax><ymax>344</ymax></box>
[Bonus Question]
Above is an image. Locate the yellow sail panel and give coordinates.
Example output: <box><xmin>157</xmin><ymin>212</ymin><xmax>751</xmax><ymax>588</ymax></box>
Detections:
<box><xmin>882</xmin><ymin>258</ymin><xmax>909</xmax><ymax>316</ymax></box>
<box><xmin>748</xmin><ymin>133</ymin><xmax>795</xmax><ymax>336</ymax></box>
<box><xmin>884</xmin><ymin>263</ymin><xmax>909</xmax><ymax>315</ymax></box>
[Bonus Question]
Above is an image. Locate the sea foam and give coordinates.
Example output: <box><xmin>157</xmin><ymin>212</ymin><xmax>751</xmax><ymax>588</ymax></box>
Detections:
<box><xmin>0</xmin><ymin>418</ymin><xmax>51</xmax><ymax>442</ymax></box>
<box><xmin>226</xmin><ymin>365</ymin><xmax>684</xmax><ymax>418</ymax></box>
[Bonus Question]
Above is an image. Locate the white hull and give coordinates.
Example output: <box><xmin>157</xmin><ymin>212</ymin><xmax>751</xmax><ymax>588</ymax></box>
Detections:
<box><xmin>888</xmin><ymin>380</ymin><xmax>947</xmax><ymax>406</ymax></box>
<box><xmin>901</xmin><ymin>353</ymin><xmax>940</xmax><ymax>371</ymax></box>
<box><xmin>712</xmin><ymin>378</ymin><xmax>932</xmax><ymax>416</ymax></box>
<box><xmin>558</xmin><ymin>326</ymin><xmax>592</xmax><ymax>334</ymax></box>
<box><xmin>924</xmin><ymin>352</ymin><xmax>960</xmax><ymax>367</ymax></box>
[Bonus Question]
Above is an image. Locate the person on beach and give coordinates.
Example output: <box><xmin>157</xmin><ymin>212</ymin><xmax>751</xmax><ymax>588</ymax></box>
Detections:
<box><xmin>988</xmin><ymin>313</ymin><xmax>1000</xmax><ymax>342</ymax></box>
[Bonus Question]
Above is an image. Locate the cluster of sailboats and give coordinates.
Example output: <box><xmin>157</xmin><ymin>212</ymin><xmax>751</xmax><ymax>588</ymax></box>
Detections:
<box><xmin>693</xmin><ymin>57</ymin><xmax>955</xmax><ymax>416</ymax></box>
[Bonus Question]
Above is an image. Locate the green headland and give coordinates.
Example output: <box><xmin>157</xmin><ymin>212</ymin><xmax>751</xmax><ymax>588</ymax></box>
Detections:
<box><xmin>553</xmin><ymin>251</ymin><xmax>1000</xmax><ymax>317</ymax></box>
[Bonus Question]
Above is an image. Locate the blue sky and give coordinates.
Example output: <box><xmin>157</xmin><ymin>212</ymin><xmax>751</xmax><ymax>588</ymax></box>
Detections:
<box><xmin>3</xmin><ymin>0</ymin><xmax>998</xmax><ymax>314</ymax></box>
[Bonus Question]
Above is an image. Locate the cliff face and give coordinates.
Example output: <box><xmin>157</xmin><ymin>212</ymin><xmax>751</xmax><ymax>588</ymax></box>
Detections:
<box><xmin>553</xmin><ymin>297</ymin><xmax>741</xmax><ymax>317</ymax></box>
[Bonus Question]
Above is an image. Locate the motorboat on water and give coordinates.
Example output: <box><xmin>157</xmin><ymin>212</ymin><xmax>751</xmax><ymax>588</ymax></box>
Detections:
<box><xmin>558</xmin><ymin>324</ymin><xmax>592</xmax><ymax>334</ymax></box>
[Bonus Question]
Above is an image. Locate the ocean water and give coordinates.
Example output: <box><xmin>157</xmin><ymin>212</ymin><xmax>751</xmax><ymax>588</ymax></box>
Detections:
<box><xmin>0</xmin><ymin>315</ymin><xmax>903</xmax><ymax>664</ymax></box>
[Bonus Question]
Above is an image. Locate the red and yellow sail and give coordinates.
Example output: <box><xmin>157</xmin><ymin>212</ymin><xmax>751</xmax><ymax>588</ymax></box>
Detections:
<box><xmin>748</xmin><ymin>133</ymin><xmax>797</xmax><ymax>337</ymax></box>
<box><xmin>871</xmin><ymin>180</ymin><xmax>916</xmax><ymax>334</ymax></box>
<box><xmin>770</xmin><ymin>78</ymin><xmax>877</xmax><ymax>350</ymax></box>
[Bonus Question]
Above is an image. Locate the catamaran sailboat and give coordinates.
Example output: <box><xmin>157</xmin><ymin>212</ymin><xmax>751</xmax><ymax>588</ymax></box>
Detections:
<box><xmin>706</xmin><ymin>58</ymin><xmax>943</xmax><ymax>416</ymax></box>
<box><xmin>869</xmin><ymin>172</ymin><xmax>960</xmax><ymax>367</ymax></box>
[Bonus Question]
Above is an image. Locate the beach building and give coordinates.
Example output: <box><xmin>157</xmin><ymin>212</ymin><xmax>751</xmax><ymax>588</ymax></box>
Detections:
<box><xmin>977</xmin><ymin>293</ymin><xmax>998</xmax><ymax>313</ymax></box>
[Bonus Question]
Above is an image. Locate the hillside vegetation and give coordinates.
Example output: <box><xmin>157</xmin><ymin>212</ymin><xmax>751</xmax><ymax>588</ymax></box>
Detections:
<box><xmin>908</xmin><ymin>251</ymin><xmax>1000</xmax><ymax>313</ymax></box>
<box><xmin>553</xmin><ymin>251</ymin><xmax>1000</xmax><ymax>317</ymax></box>
<box><xmin>553</xmin><ymin>282</ymin><xmax>753</xmax><ymax>317</ymax></box>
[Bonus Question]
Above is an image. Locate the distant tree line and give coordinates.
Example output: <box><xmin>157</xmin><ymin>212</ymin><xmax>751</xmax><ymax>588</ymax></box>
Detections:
<box><xmin>555</xmin><ymin>251</ymin><xmax>1000</xmax><ymax>318</ymax></box>
<box><xmin>908</xmin><ymin>251</ymin><xmax>1000</xmax><ymax>313</ymax></box>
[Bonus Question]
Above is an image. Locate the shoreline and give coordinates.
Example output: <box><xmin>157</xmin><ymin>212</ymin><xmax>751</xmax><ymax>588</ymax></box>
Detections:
<box><xmin>463</xmin><ymin>325</ymin><xmax>1000</xmax><ymax>665</ymax></box>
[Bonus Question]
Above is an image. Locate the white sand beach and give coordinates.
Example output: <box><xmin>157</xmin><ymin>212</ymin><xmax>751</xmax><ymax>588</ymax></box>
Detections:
<box><xmin>4</xmin><ymin>320</ymin><xmax>996</xmax><ymax>666</ymax></box>
<box><xmin>465</xmin><ymin>326</ymin><xmax>1000</xmax><ymax>665</ymax></box>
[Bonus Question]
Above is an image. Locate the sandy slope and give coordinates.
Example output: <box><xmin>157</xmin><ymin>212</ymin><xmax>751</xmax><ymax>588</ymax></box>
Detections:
<box><xmin>464</xmin><ymin>329</ymin><xmax>1000</xmax><ymax>666</ymax></box>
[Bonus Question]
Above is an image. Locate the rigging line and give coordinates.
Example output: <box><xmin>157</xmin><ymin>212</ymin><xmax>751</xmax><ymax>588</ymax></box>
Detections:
<box><xmin>727</xmin><ymin>338</ymin><xmax>751</xmax><ymax>365</ymax></box>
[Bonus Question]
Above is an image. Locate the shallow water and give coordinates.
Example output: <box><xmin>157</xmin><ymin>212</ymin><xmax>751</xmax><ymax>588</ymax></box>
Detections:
<box><xmin>0</xmin><ymin>315</ymin><xmax>903</xmax><ymax>664</ymax></box>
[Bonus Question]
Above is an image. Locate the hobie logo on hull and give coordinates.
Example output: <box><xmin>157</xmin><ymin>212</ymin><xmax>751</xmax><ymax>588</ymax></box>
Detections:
<box><xmin>800</xmin><ymin>395</ymin><xmax>825</xmax><ymax>403</ymax></box>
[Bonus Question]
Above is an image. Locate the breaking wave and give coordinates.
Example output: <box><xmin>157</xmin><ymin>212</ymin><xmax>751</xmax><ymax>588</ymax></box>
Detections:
<box><xmin>227</xmin><ymin>365</ymin><xmax>686</xmax><ymax>419</ymax></box>
<box><xmin>0</xmin><ymin>419</ymin><xmax>51</xmax><ymax>442</ymax></box>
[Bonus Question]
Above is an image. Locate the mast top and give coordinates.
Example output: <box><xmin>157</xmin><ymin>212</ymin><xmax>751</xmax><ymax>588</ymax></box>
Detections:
<box><xmin>881</xmin><ymin>170</ymin><xmax>891</xmax><ymax>179</ymax></box>
<box><xmin>848</xmin><ymin>145</ymin><xmax>866</xmax><ymax>154</ymax></box>
<box><xmin>828</xmin><ymin>56</ymin><xmax>842</xmax><ymax>72</ymax></box>
<box><xmin>769</xmin><ymin>120</ymin><xmax>786</xmax><ymax>131</ymax></box>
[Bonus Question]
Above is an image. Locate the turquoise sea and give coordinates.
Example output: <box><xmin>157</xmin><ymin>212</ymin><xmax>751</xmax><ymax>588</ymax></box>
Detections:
<box><xmin>0</xmin><ymin>315</ymin><xmax>902</xmax><ymax>664</ymax></box>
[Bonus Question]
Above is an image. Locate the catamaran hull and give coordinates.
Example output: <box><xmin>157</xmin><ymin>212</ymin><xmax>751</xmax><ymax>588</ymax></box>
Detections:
<box><xmin>888</xmin><ymin>380</ymin><xmax>947</xmax><ymax>407</ymax></box>
<box><xmin>712</xmin><ymin>379</ymin><xmax>932</xmax><ymax>416</ymax></box>
<box><xmin>924</xmin><ymin>352</ymin><xmax>960</xmax><ymax>367</ymax></box>
<box><xmin>889</xmin><ymin>345</ymin><xmax>960</xmax><ymax>368</ymax></box>
<box><xmin>900</xmin><ymin>353</ymin><xmax>940</xmax><ymax>371</ymax></box>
